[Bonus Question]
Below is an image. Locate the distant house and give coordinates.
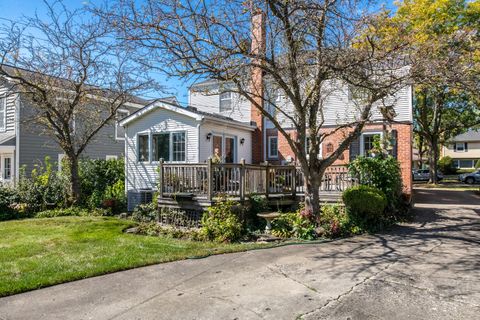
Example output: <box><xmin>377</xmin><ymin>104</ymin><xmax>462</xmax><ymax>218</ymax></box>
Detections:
<box><xmin>442</xmin><ymin>130</ymin><xmax>480</xmax><ymax>170</ymax></box>
<box><xmin>0</xmin><ymin>75</ymin><xmax>148</xmax><ymax>185</ymax></box>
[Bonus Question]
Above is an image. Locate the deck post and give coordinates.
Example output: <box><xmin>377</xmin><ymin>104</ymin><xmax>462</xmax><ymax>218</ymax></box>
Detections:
<box><xmin>291</xmin><ymin>165</ymin><xmax>296</xmax><ymax>197</ymax></box>
<box><xmin>158</xmin><ymin>158</ymin><xmax>164</xmax><ymax>199</ymax></box>
<box><xmin>207</xmin><ymin>157</ymin><xmax>213</xmax><ymax>201</ymax></box>
<box><xmin>264</xmin><ymin>161</ymin><xmax>269</xmax><ymax>198</ymax></box>
<box><xmin>240</xmin><ymin>158</ymin><xmax>245</xmax><ymax>201</ymax></box>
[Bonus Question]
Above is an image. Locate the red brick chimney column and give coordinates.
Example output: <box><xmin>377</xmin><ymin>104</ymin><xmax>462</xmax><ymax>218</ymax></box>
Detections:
<box><xmin>250</xmin><ymin>9</ymin><xmax>265</xmax><ymax>164</ymax></box>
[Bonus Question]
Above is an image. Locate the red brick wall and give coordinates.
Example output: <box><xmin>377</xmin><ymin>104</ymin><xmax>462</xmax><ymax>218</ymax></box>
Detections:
<box><xmin>250</xmin><ymin>11</ymin><xmax>265</xmax><ymax>163</ymax></box>
<box><xmin>269</xmin><ymin>123</ymin><xmax>413</xmax><ymax>195</ymax></box>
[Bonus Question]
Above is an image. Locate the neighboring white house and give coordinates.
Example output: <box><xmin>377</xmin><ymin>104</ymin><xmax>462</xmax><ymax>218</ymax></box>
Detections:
<box><xmin>120</xmin><ymin>99</ymin><xmax>255</xmax><ymax>209</ymax></box>
<box><xmin>442</xmin><ymin>130</ymin><xmax>480</xmax><ymax>169</ymax></box>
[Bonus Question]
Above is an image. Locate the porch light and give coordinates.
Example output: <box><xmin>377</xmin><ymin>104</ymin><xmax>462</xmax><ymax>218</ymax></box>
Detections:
<box><xmin>240</xmin><ymin>138</ymin><xmax>245</xmax><ymax>145</ymax></box>
<box><xmin>206</xmin><ymin>132</ymin><xmax>212</xmax><ymax>141</ymax></box>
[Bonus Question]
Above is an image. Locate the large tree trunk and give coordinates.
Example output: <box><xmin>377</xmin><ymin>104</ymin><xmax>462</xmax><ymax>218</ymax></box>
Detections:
<box><xmin>303</xmin><ymin>167</ymin><xmax>323</xmax><ymax>216</ymax></box>
<box><xmin>68</xmin><ymin>155</ymin><xmax>82</xmax><ymax>204</ymax></box>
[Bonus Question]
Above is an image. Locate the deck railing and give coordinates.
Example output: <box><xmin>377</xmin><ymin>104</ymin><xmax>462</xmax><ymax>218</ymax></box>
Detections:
<box><xmin>158</xmin><ymin>159</ymin><xmax>358</xmax><ymax>200</ymax></box>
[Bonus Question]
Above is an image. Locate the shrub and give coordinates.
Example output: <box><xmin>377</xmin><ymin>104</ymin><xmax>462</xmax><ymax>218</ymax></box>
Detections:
<box><xmin>0</xmin><ymin>186</ymin><xmax>22</xmax><ymax>221</ymax></box>
<box><xmin>318</xmin><ymin>203</ymin><xmax>362</xmax><ymax>238</ymax></box>
<box><xmin>476</xmin><ymin>159</ymin><xmax>480</xmax><ymax>169</ymax></box>
<box><xmin>271</xmin><ymin>208</ymin><xmax>316</xmax><ymax>240</ymax></box>
<box><xmin>131</xmin><ymin>203</ymin><xmax>158</xmax><ymax>222</ymax></box>
<box><xmin>77</xmin><ymin>158</ymin><xmax>125</xmax><ymax>208</ymax></box>
<box><xmin>135</xmin><ymin>222</ymin><xmax>204</xmax><ymax>240</ymax></box>
<box><xmin>200</xmin><ymin>198</ymin><xmax>243</xmax><ymax>242</ymax></box>
<box><xmin>438</xmin><ymin>156</ymin><xmax>457</xmax><ymax>174</ymax></box>
<box><xmin>34</xmin><ymin>207</ymin><xmax>108</xmax><ymax>218</ymax></box>
<box><xmin>348</xmin><ymin>156</ymin><xmax>403</xmax><ymax>211</ymax></box>
<box><xmin>16</xmin><ymin>157</ymin><xmax>70</xmax><ymax>213</ymax></box>
<box><xmin>342</xmin><ymin>185</ymin><xmax>387</xmax><ymax>230</ymax></box>
<box><xmin>103</xmin><ymin>179</ymin><xmax>126</xmax><ymax>214</ymax></box>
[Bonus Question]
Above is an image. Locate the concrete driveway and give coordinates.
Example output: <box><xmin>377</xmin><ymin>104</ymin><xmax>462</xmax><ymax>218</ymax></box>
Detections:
<box><xmin>1</xmin><ymin>188</ymin><xmax>479</xmax><ymax>320</ymax></box>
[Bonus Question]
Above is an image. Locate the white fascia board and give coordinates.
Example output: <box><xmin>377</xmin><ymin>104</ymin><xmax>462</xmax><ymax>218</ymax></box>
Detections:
<box><xmin>120</xmin><ymin>101</ymin><xmax>203</xmax><ymax>127</ymax></box>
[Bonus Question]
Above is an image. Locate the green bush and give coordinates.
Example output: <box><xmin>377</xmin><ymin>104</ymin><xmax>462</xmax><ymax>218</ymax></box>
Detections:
<box><xmin>475</xmin><ymin>159</ymin><xmax>480</xmax><ymax>169</ymax></box>
<box><xmin>318</xmin><ymin>204</ymin><xmax>362</xmax><ymax>238</ymax></box>
<box><xmin>131</xmin><ymin>203</ymin><xmax>158</xmax><ymax>222</ymax></box>
<box><xmin>135</xmin><ymin>222</ymin><xmax>204</xmax><ymax>240</ymax></box>
<box><xmin>0</xmin><ymin>186</ymin><xmax>23</xmax><ymax>221</ymax></box>
<box><xmin>78</xmin><ymin>158</ymin><xmax>125</xmax><ymax>208</ymax></box>
<box><xmin>271</xmin><ymin>208</ymin><xmax>316</xmax><ymax>240</ymax></box>
<box><xmin>348</xmin><ymin>156</ymin><xmax>403</xmax><ymax>211</ymax></box>
<box><xmin>342</xmin><ymin>185</ymin><xmax>387</xmax><ymax>230</ymax></box>
<box><xmin>438</xmin><ymin>156</ymin><xmax>457</xmax><ymax>174</ymax></box>
<box><xmin>16</xmin><ymin>157</ymin><xmax>70</xmax><ymax>213</ymax></box>
<box><xmin>201</xmin><ymin>198</ymin><xmax>243</xmax><ymax>243</ymax></box>
<box><xmin>34</xmin><ymin>207</ymin><xmax>108</xmax><ymax>218</ymax></box>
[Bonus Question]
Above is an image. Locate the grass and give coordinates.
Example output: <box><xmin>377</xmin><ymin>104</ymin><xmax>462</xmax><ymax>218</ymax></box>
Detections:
<box><xmin>0</xmin><ymin>216</ymin><xmax>267</xmax><ymax>297</ymax></box>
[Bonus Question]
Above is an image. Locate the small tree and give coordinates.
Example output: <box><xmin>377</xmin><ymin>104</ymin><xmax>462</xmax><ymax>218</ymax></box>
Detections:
<box><xmin>0</xmin><ymin>1</ymin><xmax>154</xmax><ymax>202</ymax></box>
<box><xmin>101</xmin><ymin>0</ymin><xmax>408</xmax><ymax>215</ymax></box>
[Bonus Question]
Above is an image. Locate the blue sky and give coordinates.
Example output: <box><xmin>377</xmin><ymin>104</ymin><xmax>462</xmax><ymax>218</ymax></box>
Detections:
<box><xmin>0</xmin><ymin>0</ymin><xmax>397</xmax><ymax>105</ymax></box>
<box><xmin>0</xmin><ymin>0</ymin><xmax>192</xmax><ymax>103</ymax></box>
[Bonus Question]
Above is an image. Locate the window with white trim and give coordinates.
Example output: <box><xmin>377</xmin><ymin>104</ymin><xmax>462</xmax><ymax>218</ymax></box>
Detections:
<box><xmin>219</xmin><ymin>92</ymin><xmax>232</xmax><ymax>112</ymax></box>
<box><xmin>305</xmin><ymin>137</ymin><xmax>323</xmax><ymax>159</ymax></box>
<box><xmin>455</xmin><ymin>142</ymin><xmax>467</xmax><ymax>152</ymax></box>
<box><xmin>116</xmin><ymin>110</ymin><xmax>129</xmax><ymax>140</ymax></box>
<box><xmin>3</xmin><ymin>157</ymin><xmax>11</xmax><ymax>180</ymax></box>
<box><xmin>0</xmin><ymin>95</ymin><xmax>6</xmax><ymax>132</ymax></box>
<box><xmin>138</xmin><ymin>134</ymin><xmax>149</xmax><ymax>162</ymax></box>
<box><xmin>106</xmin><ymin>155</ymin><xmax>118</xmax><ymax>161</ymax></box>
<box><xmin>172</xmin><ymin>132</ymin><xmax>186</xmax><ymax>162</ymax></box>
<box><xmin>361</xmin><ymin>132</ymin><xmax>382</xmax><ymax>157</ymax></box>
<box><xmin>152</xmin><ymin>133</ymin><xmax>170</xmax><ymax>161</ymax></box>
<box><xmin>268</xmin><ymin>136</ymin><xmax>278</xmax><ymax>158</ymax></box>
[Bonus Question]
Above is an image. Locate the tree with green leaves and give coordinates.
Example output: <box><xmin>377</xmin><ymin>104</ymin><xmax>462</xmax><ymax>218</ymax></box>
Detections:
<box><xmin>383</xmin><ymin>0</ymin><xmax>480</xmax><ymax>183</ymax></box>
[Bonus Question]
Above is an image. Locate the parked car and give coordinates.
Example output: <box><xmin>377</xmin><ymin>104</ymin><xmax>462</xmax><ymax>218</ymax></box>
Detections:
<box><xmin>412</xmin><ymin>169</ymin><xmax>444</xmax><ymax>181</ymax></box>
<box><xmin>458</xmin><ymin>170</ymin><xmax>480</xmax><ymax>184</ymax></box>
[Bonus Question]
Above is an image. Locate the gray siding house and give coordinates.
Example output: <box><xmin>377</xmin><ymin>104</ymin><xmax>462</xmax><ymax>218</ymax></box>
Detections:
<box><xmin>0</xmin><ymin>81</ymin><xmax>147</xmax><ymax>185</ymax></box>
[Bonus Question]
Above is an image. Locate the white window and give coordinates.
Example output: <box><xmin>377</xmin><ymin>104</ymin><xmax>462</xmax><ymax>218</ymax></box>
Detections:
<box><xmin>171</xmin><ymin>132</ymin><xmax>186</xmax><ymax>162</ymax></box>
<box><xmin>360</xmin><ymin>132</ymin><xmax>383</xmax><ymax>157</ymax></box>
<box><xmin>348</xmin><ymin>84</ymin><xmax>370</xmax><ymax>102</ymax></box>
<box><xmin>140</xmin><ymin>132</ymin><xmax>187</xmax><ymax>163</ymax></box>
<box><xmin>219</xmin><ymin>92</ymin><xmax>232</xmax><ymax>112</ymax></box>
<box><xmin>266</xmin><ymin>89</ymin><xmax>282</xmax><ymax>117</ymax></box>
<box><xmin>138</xmin><ymin>134</ymin><xmax>149</xmax><ymax>162</ymax></box>
<box><xmin>268</xmin><ymin>136</ymin><xmax>279</xmax><ymax>158</ymax></box>
<box><xmin>3</xmin><ymin>157</ymin><xmax>11</xmax><ymax>180</ymax></box>
<box><xmin>305</xmin><ymin>137</ymin><xmax>323</xmax><ymax>159</ymax></box>
<box><xmin>455</xmin><ymin>142</ymin><xmax>467</xmax><ymax>152</ymax></box>
<box><xmin>116</xmin><ymin>110</ymin><xmax>129</xmax><ymax>140</ymax></box>
<box><xmin>58</xmin><ymin>154</ymin><xmax>66</xmax><ymax>171</ymax></box>
<box><xmin>106</xmin><ymin>155</ymin><xmax>118</xmax><ymax>161</ymax></box>
<box><xmin>0</xmin><ymin>95</ymin><xmax>6</xmax><ymax>132</ymax></box>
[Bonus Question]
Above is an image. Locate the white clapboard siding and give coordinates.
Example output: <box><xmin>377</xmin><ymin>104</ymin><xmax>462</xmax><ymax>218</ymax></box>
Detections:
<box><xmin>199</xmin><ymin>120</ymin><xmax>252</xmax><ymax>163</ymax></box>
<box><xmin>191</xmin><ymin>81</ymin><xmax>412</xmax><ymax>128</ymax></box>
<box><xmin>189</xmin><ymin>91</ymin><xmax>251</xmax><ymax>123</ymax></box>
<box><xmin>125</xmin><ymin>108</ymin><xmax>200</xmax><ymax>191</ymax></box>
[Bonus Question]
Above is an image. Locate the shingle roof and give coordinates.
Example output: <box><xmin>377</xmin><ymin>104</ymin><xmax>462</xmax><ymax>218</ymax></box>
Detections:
<box><xmin>453</xmin><ymin>129</ymin><xmax>480</xmax><ymax>142</ymax></box>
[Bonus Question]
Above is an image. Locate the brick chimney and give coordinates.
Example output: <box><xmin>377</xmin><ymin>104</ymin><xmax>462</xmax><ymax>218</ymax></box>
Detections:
<box><xmin>250</xmin><ymin>8</ymin><xmax>266</xmax><ymax>163</ymax></box>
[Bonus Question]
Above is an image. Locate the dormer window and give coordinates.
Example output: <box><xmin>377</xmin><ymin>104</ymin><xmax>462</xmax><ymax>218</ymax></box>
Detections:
<box><xmin>219</xmin><ymin>92</ymin><xmax>232</xmax><ymax>112</ymax></box>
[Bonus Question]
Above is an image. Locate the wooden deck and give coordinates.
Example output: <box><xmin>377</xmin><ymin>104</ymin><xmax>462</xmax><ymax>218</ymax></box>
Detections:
<box><xmin>157</xmin><ymin>160</ymin><xmax>354</xmax><ymax>212</ymax></box>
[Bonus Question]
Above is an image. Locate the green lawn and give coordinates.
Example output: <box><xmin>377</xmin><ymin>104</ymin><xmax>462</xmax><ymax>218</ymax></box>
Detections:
<box><xmin>0</xmin><ymin>216</ymin><xmax>266</xmax><ymax>297</ymax></box>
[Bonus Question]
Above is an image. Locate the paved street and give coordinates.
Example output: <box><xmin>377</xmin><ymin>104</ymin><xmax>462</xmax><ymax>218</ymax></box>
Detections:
<box><xmin>1</xmin><ymin>188</ymin><xmax>479</xmax><ymax>319</ymax></box>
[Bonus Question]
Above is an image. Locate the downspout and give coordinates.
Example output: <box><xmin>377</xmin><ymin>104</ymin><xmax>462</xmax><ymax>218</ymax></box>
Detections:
<box><xmin>14</xmin><ymin>93</ymin><xmax>20</xmax><ymax>185</ymax></box>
